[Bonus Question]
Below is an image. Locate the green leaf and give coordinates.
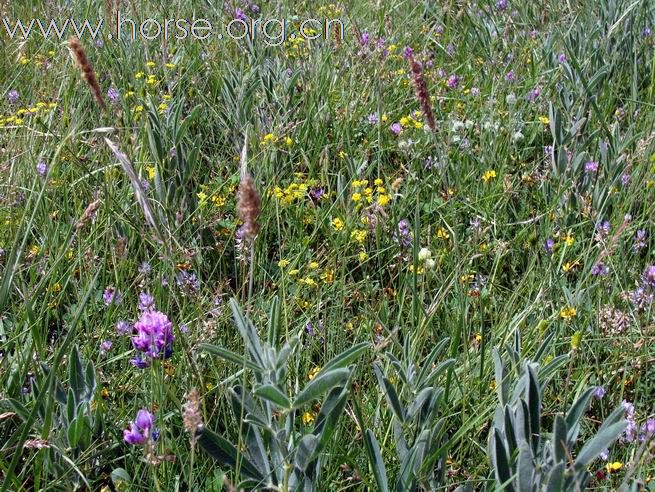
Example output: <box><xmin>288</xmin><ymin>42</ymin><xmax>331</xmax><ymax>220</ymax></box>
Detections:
<box><xmin>526</xmin><ymin>366</ymin><xmax>541</xmax><ymax>453</ymax></box>
<box><xmin>374</xmin><ymin>364</ymin><xmax>405</xmax><ymax>423</ymax></box>
<box><xmin>422</xmin><ymin>359</ymin><xmax>455</xmax><ymax>388</ymax></box>
<box><xmin>321</xmin><ymin>342</ymin><xmax>369</xmax><ymax>374</ymax></box>
<box><xmin>574</xmin><ymin>420</ymin><xmax>626</xmax><ymax>470</ymax></box>
<box><xmin>199</xmin><ymin>343</ymin><xmax>262</xmax><ymax>372</ymax></box>
<box><xmin>196</xmin><ymin>426</ymin><xmax>264</xmax><ymax>482</ymax></box>
<box><xmin>552</xmin><ymin>415</ymin><xmax>568</xmax><ymax>463</ymax></box>
<box><xmin>545</xmin><ymin>462</ymin><xmax>565</xmax><ymax>492</ymax></box>
<box><xmin>69</xmin><ymin>345</ymin><xmax>84</xmax><ymax>407</ymax></box>
<box><xmin>294</xmin><ymin>434</ymin><xmax>319</xmax><ymax>472</ymax></box>
<box><xmin>364</xmin><ymin>430</ymin><xmax>389</xmax><ymax>492</ymax></box>
<box><xmin>253</xmin><ymin>384</ymin><xmax>291</xmax><ymax>409</ymax></box>
<box><xmin>110</xmin><ymin>468</ymin><xmax>131</xmax><ymax>485</ymax></box>
<box><xmin>293</xmin><ymin>368</ymin><xmax>350</xmax><ymax>409</ymax></box>
<box><xmin>491</xmin><ymin>429</ymin><xmax>515</xmax><ymax>492</ymax></box>
<box><xmin>565</xmin><ymin>387</ymin><xmax>594</xmax><ymax>442</ymax></box>
<box><xmin>313</xmin><ymin>385</ymin><xmax>349</xmax><ymax>449</ymax></box>
<box><xmin>517</xmin><ymin>443</ymin><xmax>534</xmax><ymax>492</ymax></box>
<box><xmin>229</xmin><ymin>298</ymin><xmax>265</xmax><ymax>368</ymax></box>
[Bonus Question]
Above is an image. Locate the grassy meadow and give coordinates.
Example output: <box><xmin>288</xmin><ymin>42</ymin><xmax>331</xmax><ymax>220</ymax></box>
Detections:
<box><xmin>1</xmin><ymin>0</ymin><xmax>655</xmax><ymax>490</ymax></box>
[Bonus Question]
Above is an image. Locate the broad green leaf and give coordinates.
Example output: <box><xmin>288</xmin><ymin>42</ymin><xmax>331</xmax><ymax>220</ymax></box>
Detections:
<box><xmin>364</xmin><ymin>430</ymin><xmax>389</xmax><ymax>492</ymax></box>
<box><xmin>321</xmin><ymin>342</ymin><xmax>369</xmax><ymax>374</ymax></box>
<box><xmin>293</xmin><ymin>368</ymin><xmax>350</xmax><ymax>409</ymax></box>
<box><xmin>574</xmin><ymin>420</ymin><xmax>626</xmax><ymax>470</ymax></box>
<box><xmin>199</xmin><ymin>343</ymin><xmax>262</xmax><ymax>372</ymax></box>
<box><xmin>253</xmin><ymin>384</ymin><xmax>291</xmax><ymax>409</ymax></box>
<box><xmin>196</xmin><ymin>426</ymin><xmax>264</xmax><ymax>482</ymax></box>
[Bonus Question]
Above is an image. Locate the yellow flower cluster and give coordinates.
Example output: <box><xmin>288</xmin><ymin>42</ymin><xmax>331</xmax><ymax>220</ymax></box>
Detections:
<box><xmin>351</xmin><ymin>178</ymin><xmax>390</xmax><ymax>207</ymax></box>
<box><xmin>278</xmin><ymin>258</ymin><xmax>334</xmax><ymax>286</ymax></box>
<box><xmin>270</xmin><ymin>177</ymin><xmax>321</xmax><ymax>205</ymax></box>
<box><xmin>0</xmin><ymin>102</ymin><xmax>58</xmax><ymax>127</ymax></box>
<box><xmin>399</xmin><ymin>112</ymin><xmax>424</xmax><ymax>130</ymax></box>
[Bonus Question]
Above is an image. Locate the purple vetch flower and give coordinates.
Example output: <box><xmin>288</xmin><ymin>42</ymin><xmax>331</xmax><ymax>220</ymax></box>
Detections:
<box><xmin>138</xmin><ymin>261</ymin><xmax>152</xmax><ymax>275</ymax></box>
<box><xmin>99</xmin><ymin>340</ymin><xmax>113</xmax><ymax>354</ymax></box>
<box><xmin>544</xmin><ymin>238</ymin><xmax>555</xmax><ymax>254</ymax></box>
<box><xmin>591</xmin><ymin>263</ymin><xmax>609</xmax><ymax>276</ymax></box>
<box><xmin>642</xmin><ymin>27</ymin><xmax>652</xmax><ymax>37</ymax></box>
<box><xmin>107</xmin><ymin>87</ymin><xmax>120</xmax><ymax>104</ymax></box>
<box><xmin>394</xmin><ymin>219</ymin><xmax>413</xmax><ymax>248</ymax></box>
<box><xmin>234</xmin><ymin>8</ymin><xmax>246</xmax><ymax>21</ymax></box>
<box><xmin>470</xmin><ymin>87</ymin><xmax>480</xmax><ymax>96</ymax></box>
<box><xmin>7</xmin><ymin>89</ymin><xmax>19</xmax><ymax>104</ymax></box>
<box><xmin>367</xmin><ymin>112</ymin><xmax>379</xmax><ymax>125</ymax></box>
<box><xmin>584</xmin><ymin>160</ymin><xmax>599</xmax><ymax>173</ymax></box>
<box><xmin>526</xmin><ymin>87</ymin><xmax>540</xmax><ymax>102</ymax></box>
<box><xmin>390</xmin><ymin>123</ymin><xmax>402</xmax><ymax>135</ymax></box>
<box><xmin>402</xmin><ymin>46</ymin><xmax>414</xmax><ymax>60</ymax></box>
<box><xmin>180</xmin><ymin>323</ymin><xmax>189</xmax><ymax>334</ymax></box>
<box><xmin>642</xmin><ymin>265</ymin><xmax>655</xmax><ymax>289</ymax></box>
<box><xmin>175</xmin><ymin>270</ymin><xmax>200</xmax><ymax>296</ymax></box>
<box><xmin>36</xmin><ymin>161</ymin><xmax>48</xmax><ymax>177</ymax></box>
<box><xmin>130</xmin><ymin>357</ymin><xmax>150</xmax><ymax>369</ymax></box>
<box><xmin>595</xmin><ymin>220</ymin><xmax>610</xmax><ymax>241</ymax></box>
<box><xmin>634</xmin><ymin>230</ymin><xmax>647</xmax><ymax>252</ymax></box>
<box><xmin>309</xmin><ymin>187</ymin><xmax>325</xmax><ymax>204</ymax></box>
<box><xmin>623</xmin><ymin>401</ymin><xmax>637</xmax><ymax>442</ymax></box>
<box><xmin>123</xmin><ymin>409</ymin><xmax>156</xmax><ymax>445</ymax></box>
<box><xmin>170</xmin><ymin>147</ymin><xmax>177</xmax><ymax>158</ymax></box>
<box><xmin>593</xmin><ymin>386</ymin><xmax>606</xmax><ymax>399</ymax></box>
<box><xmin>360</xmin><ymin>31</ymin><xmax>370</xmax><ymax>46</ymax></box>
<box><xmin>131</xmin><ymin>310</ymin><xmax>174</xmax><ymax>361</ymax></box>
<box><xmin>437</xmin><ymin>67</ymin><xmax>446</xmax><ymax>78</ymax></box>
<box><xmin>435</xmin><ymin>24</ymin><xmax>444</xmax><ymax>35</ymax></box>
<box><xmin>505</xmin><ymin>70</ymin><xmax>516</xmax><ymax>82</ymax></box>
<box><xmin>103</xmin><ymin>286</ymin><xmax>121</xmax><ymax>306</ymax></box>
<box><xmin>116</xmin><ymin>320</ymin><xmax>132</xmax><ymax>335</ymax></box>
<box><xmin>558</xmin><ymin>53</ymin><xmax>567</xmax><ymax>63</ymax></box>
<box><xmin>621</xmin><ymin>173</ymin><xmax>631</xmax><ymax>187</ymax></box>
<box><xmin>496</xmin><ymin>0</ymin><xmax>507</xmax><ymax>10</ymax></box>
<box><xmin>138</xmin><ymin>291</ymin><xmax>155</xmax><ymax>311</ymax></box>
<box><xmin>446</xmin><ymin>43</ymin><xmax>455</xmax><ymax>57</ymax></box>
<box><xmin>599</xmin><ymin>449</ymin><xmax>609</xmax><ymax>461</ymax></box>
<box><xmin>642</xmin><ymin>418</ymin><xmax>655</xmax><ymax>438</ymax></box>
<box><xmin>544</xmin><ymin>145</ymin><xmax>554</xmax><ymax>156</ymax></box>
<box><xmin>305</xmin><ymin>322</ymin><xmax>314</xmax><ymax>336</ymax></box>
<box><xmin>446</xmin><ymin>74</ymin><xmax>460</xmax><ymax>89</ymax></box>
<box><xmin>628</xmin><ymin>286</ymin><xmax>654</xmax><ymax>312</ymax></box>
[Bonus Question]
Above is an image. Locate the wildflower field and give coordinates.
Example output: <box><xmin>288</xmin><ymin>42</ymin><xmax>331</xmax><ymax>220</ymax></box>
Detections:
<box><xmin>2</xmin><ymin>0</ymin><xmax>655</xmax><ymax>490</ymax></box>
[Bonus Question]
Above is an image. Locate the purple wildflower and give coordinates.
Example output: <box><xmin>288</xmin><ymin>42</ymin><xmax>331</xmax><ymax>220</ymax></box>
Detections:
<box><xmin>402</xmin><ymin>46</ymin><xmax>414</xmax><ymax>60</ymax></box>
<box><xmin>544</xmin><ymin>238</ymin><xmax>555</xmax><ymax>254</ymax></box>
<box><xmin>470</xmin><ymin>87</ymin><xmax>480</xmax><ymax>96</ymax></box>
<box><xmin>394</xmin><ymin>219</ymin><xmax>413</xmax><ymax>248</ymax></box>
<box><xmin>390</xmin><ymin>123</ymin><xmax>402</xmax><ymax>135</ymax></box>
<box><xmin>175</xmin><ymin>270</ymin><xmax>200</xmax><ymax>296</ymax></box>
<box><xmin>591</xmin><ymin>263</ymin><xmax>609</xmax><ymax>276</ymax></box>
<box><xmin>642</xmin><ymin>265</ymin><xmax>655</xmax><ymax>289</ymax></box>
<box><xmin>180</xmin><ymin>323</ymin><xmax>189</xmax><ymax>334</ymax></box>
<box><xmin>629</xmin><ymin>286</ymin><xmax>654</xmax><ymax>312</ymax></box>
<box><xmin>99</xmin><ymin>340</ymin><xmax>113</xmax><ymax>354</ymax></box>
<box><xmin>234</xmin><ymin>8</ymin><xmax>246</xmax><ymax>21</ymax></box>
<box><xmin>593</xmin><ymin>386</ymin><xmax>606</xmax><ymax>399</ymax></box>
<box><xmin>634</xmin><ymin>230</ymin><xmax>647</xmax><ymax>252</ymax></box>
<box><xmin>107</xmin><ymin>88</ymin><xmax>120</xmax><ymax>104</ymax></box>
<box><xmin>360</xmin><ymin>31</ymin><xmax>370</xmax><ymax>46</ymax></box>
<box><xmin>584</xmin><ymin>160</ymin><xmax>599</xmax><ymax>173</ymax></box>
<box><xmin>496</xmin><ymin>0</ymin><xmax>507</xmax><ymax>10</ymax></box>
<box><xmin>505</xmin><ymin>70</ymin><xmax>516</xmax><ymax>82</ymax></box>
<box><xmin>621</xmin><ymin>173</ymin><xmax>631</xmax><ymax>187</ymax></box>
<box><xmin>526</xmin><ymin>87</ymin><xmax>541</xmax><ymax>102</ymax></box>
<box><xmin>623</xmin><ymin>401</ymin><xmax>637</xmax><ymax>442</ymax></box>
<box><xmin>131</xmin><ymin>310</ymin><xmax>174</xmax><ymax>361</ymax></box>
<box><xmin>116</xmin><ymin>320</ymin><xmax>132</xmax><ymax>335</ymax></box>
<box><xmin>446</xmin><ymin>74</ymin><xmax>460</xmax><ymax>89</ymax></box>
<box><xmin>123</xmin><ymin>409</ymin><xmax>156</xmax><ymax>445</ymax></box>
<box><xmin>558</xmin><ymin>53</ymin><xmax>567</xmax><ymax>63</ymax></box>
<box><xmin>130</xmin><ymin>357</ymin><xmax>150</xmax><ymax>369</ymax></box>
<box><xmin>309</xmin><ymin>187</ymin><xmax>325</xmax><ymax>204</ymax></box>
<box><xmin>36</xmin><ymin>161</ymin><xmax>48</xmax><ymax>177</ymax></box>
<box><xmin>642</xmin><ymin>27</ymin><xmax>652</xmax><ymax>37</ymax></box>
<box><xmin>138</xmin><ymin>291</ymin><xmax>155</xmax><ymax>311</ymax></box>
<box><xmin>7</xmin><ymin>89</ymin><xmax>19</xmax><ymax>104</ymax></box>
<box><xmin>138</xmin><ymin>261</ymin><xmax>152</xmax><ymax>275</ymax></box>
<box><xmin>367</xmin><ymin>112</ymin><xmax>379</xmax><ymax>125</ymax></box>
<box><xmin>103</xmin><ymin>286</ymin><xmax>121</xmax><ymax>306</ymax></box>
